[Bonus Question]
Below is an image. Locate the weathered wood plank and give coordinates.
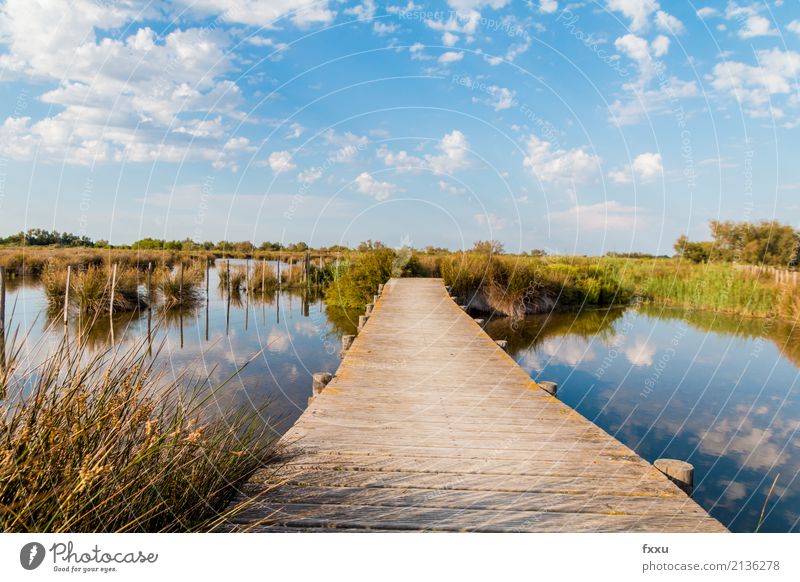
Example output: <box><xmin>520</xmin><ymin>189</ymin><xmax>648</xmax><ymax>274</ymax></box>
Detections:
<box><xmin>228</xmin><ymin>278</ymin><xmax>726</xmax><ymax>532</ymax></box>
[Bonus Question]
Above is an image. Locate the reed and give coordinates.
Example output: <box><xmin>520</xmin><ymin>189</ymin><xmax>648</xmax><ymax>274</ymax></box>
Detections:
<box><xmin>0</xmin><ymin>332</ymin><xmax>281</xmax><ymax>532</ymax></box>
<box><xmin>158</xmin><ymin>263</ymin><xmax>204</xmax><ymax>309</ymax></box>
<box><xmin>248</xmin><ymin>262</ymin><xmax>278</xmax><ymax>294</ymax></box>
<box><xmin>325</xmin><ymin>249</ymin><xmax>395</xmax><ymax>308</ymax></box>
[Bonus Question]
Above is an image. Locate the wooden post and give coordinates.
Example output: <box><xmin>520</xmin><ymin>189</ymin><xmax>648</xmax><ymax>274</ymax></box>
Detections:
<box><xmin>179</xmin><ymin>262</ymin><xmax>184</xmax><ymax>306</ymax></box>
<box><xmin>63</xmin><ymin>265</ymin><xmax>71</xmax><ymax>325</ymax></box>
<box><xmin>377</xmin><ymin>283</ymin><xmax>384</xmax><ymax>294</ymax></box>
<box><xmin>654</xmin><ymin>459</ymin><xmax>694</xmax><ymax>495</ymax></box>
<box><xmin>261</xmin><ymin>258</ymin><xmax>266</xmax><ymax>296</ymax></box>
<box><xmin>312</xmin><ymin>372</ymin><xmax>333</xmax><ymax>396</ymax></box>
<box><xmin>358</xmin><ymin>314</ymin><xmax>369</xmax><ymax>331</ymax></box>
<box><xmin>495</xmin><ymin>339</ymin><xmax>508</xmax><ymax>351</ymax></box>
<box><xmin>147</xmin><ymin>262</ymin><xmax>153</xmax><ymax>309</ymax></box>
<box><xmin>365</xmin><ymin>303</ymin><xmax>374</xmax><ymax>315</ymax></box>
<box><xmin>304</xmin><ymin>252</ymin><xmax>310</xmax><ymax>286</ymax></box>
<box><xmin>539</xmin><ymin>381</ymin><xmax>558</xmax><ymax>396</ymax></box>
<box><xmin>205</xmin><ymin>259</ymin><xmax>210</xmax><ymax>305</ymax></box>
<box><xmin>109</xmin><ymin>263</ymin><xmax>118</xmax><ymax>316</ymax></box>
<box><xmin>473</xmin><ymin>318</ymin><xmax>485</xmax><ymax>325</ymax></box>
<box><xmin>373</xmin><ymin>294</ymin><xmax>379</xmax><ymax>304</ymax></box>
<box><xmin>277</xmin><ymin>255</ymin><xmax>281</xmax><ymax>287</ymax></box>
<box><xmin>0</xmin><ymin>266</ymin><xmax>5</xmax><ymax>366</ymax></box>
<box><xmin>341</xmin><ymin>334</ymin><xmax>355</xmax><ymax>353</ymax></box>
<box><xmin>226</xmin><ymin>260</ymin><xmax>231</xmax><ymax>334</ymax></box>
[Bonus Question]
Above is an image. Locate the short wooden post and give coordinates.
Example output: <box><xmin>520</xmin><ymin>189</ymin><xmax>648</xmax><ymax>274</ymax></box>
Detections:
<box><xmin>495</xmin><ymin>339</ymin><xmax>508</xmax><ymax>351</ymax></box>
<box><xmin>341</xmin><ymin>334</ymin><xmax>355</xmax><ymax>352</ymax></box>
<box><xmin>539</xmin><ymin>381</ymin><xmax>558</xmax><ymax>396</ymax></box>
<box><xmin>63</xmin><ymin>265</ymin><xmax>71</xmax><ymax>325</ymax></box>
<box><xmin>148</xmin><ymin>262</ymin><xmax>154</xmax><ymax>309</ymax></box>
<box><xmin>312</xmin><ymin>372</ymin><xmax>333</xmax><ymax>396</ymax></box>
<box><xmin>654</xmin><ymin>459</ymin><xmax>694</xmax><ymax>495</ymax></box>
<box><xmin>358</xmin><ymin>314</ymin><xmax>369</xmax><ymax>330</ymax></box>
<box><xmin>109</xmin><ymin>263</ymin><xmax>118</xmax><ymax>316</ymax></box>
<box><xmin>458</xmin><ymin>304</ymin><xmax>467</xmax><ymax>311</ymax></box>
<box><xmin>445</xmin><ymin>285</ymin><xmax>452</xmax><ymax>293</ymax></box>
<box><xmin>0</xmin><ymin>266</ymin><xmax>6</xmax><ymax>365</ymax></box>
<box><xmin>277</xmin><ymin>255</ymin><xmax>282</xmax><ymax>287</ymax></box>
<box><xmin>365</xmin><ymin>303</ymin><xmax>374</xmax><ymax>315</ymax></box>
<box><xmin>205</xmin><ymin>259</ymin><xmax>210</xmax><ymax>304</ymax></box>
<box><xmin>377</xmin><ymin>283</ymin><xmax>384</xmax><ymax>294</ymax></box>
<box><xmin>179</xmin><ymin>262</ymin><xmax>184</xmax><ymax>306</ymax></box>
<box><xmin>473</xmin><ymin>318</ymin><xmax>484</xmax><ymax>325</ymax></box>
<box><xmin>373</xmin><ymin>294</ymin><xmax>379</xmax><ymax>304</ymax></box>
<box><xmin>449</xmin><ymin>295</ymin><xmax>457</xmax><ymax>301</ymax></box>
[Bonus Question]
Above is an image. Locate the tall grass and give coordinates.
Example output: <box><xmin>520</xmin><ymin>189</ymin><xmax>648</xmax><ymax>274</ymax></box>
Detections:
<box><xmin>0</xmin><ymin>332</ymin><xmax>281</xmax><ymax>532</ymax></box>
<box><xmin>248</xmin><ymin>262</ymin><xmax>278</xmax><ymax>294</ymax></box>
<box><xmin>42</xmin><ymin>264</ymin><xmax>145</xmax><ymax>315</ymax></box>
<box><xmin>325</xmin><ymin>249</ymin><xmax>395</xmax><ymax>308</ymax></box>
<box><xmin>158</xmin><ymin>263</ymin><xmax>204</xmax><ymax>309</ymax></box>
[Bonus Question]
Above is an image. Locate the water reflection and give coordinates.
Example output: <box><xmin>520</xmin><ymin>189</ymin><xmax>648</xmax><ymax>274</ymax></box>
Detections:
<box><xmin>4</xmin><ymin>263</ymin><xmax>362</xmax><ymax>434</ymax></box>
<box><xmin>487</xmin><ymin>307</ymin><xmax>800</xmax><ymax>532</ymax></box>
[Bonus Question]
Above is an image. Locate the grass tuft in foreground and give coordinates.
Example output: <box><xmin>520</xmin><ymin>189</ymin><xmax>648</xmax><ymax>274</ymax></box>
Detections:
<box><xmin>0</xmin><ymin>332</ymin><xmax>281</xmax><ymax>532</ymax></box>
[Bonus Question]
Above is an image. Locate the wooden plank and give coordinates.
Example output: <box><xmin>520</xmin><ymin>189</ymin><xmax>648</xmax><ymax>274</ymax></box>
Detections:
<box><xmin>228</xmin><ymin>278</ymin><xmax>726</xmax><ymax>532</ymax></box>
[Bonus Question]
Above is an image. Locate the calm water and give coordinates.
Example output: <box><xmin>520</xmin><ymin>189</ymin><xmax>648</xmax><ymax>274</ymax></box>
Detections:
<box><xmin>4</xmin><ymin>268</ymin><xmax>799</xmax><ymax>532</ymax></box>
<box><xmin>3</xmin><ymin>260</ymin><xmax>358</xmax><ymax>434</ymax></box>
<box><xmin>486</xmin><ymin>307</ymin><xmax>800</xmax><ymax>533</ymax></box>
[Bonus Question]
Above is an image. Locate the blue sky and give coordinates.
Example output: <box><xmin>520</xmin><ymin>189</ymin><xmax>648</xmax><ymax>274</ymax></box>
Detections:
<box><xmin>0</xmin><ymin>0</ymin><xmax>799</xmax><ymax>254</ymax></box>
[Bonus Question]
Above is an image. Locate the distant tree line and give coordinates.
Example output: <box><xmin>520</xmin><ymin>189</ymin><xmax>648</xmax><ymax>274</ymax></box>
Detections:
<box><xmin>0</xmin><ymin>229</ymin><xmax>94</xmax><ymax>247</ymax></box>
<box><xmin>674</xmin><ymin>220</ymin><xmax>800</xmax><ymax>266</ymax></box>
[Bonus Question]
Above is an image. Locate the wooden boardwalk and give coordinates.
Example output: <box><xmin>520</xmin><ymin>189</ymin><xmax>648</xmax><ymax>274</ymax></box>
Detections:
<box><xmin>228</xmin><ymin>278</ymin><xmax>726</xmax><ymax>532</ymax></box>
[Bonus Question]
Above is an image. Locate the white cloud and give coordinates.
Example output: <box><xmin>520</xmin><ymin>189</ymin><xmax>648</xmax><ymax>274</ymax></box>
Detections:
<box><xmin>180</xmin><ymin>0</ymin><xmax>335</xmax><ymax>27</ymax></box>
<box><xmin>379</xmin><ymin>130</ymin><xmax>471</xmax><ymax>175</ymax></box>
<box><xmin>654</xmin><ymin>10</ymin><xmax>685</xmax><ymax>34</ymax></box>
<box><xmin>344</xmin><ymin>0</ymin><xmax>376</xmax><ymax>19</ymax></box>
<box><xmin>607</xmin><ymin>0</ymin><xmax>659</xmax><ymax>32</ymax></box>
<box><xmin>267</xmin><ymin>150</ymin><xmax>296</xmax><ymax>173</ymax></box>
<box><xmin>710</xmin><ymin>48</ymin><xmax>800</xmax><ymax>118</ymax></box>
<box><xmin>474</xmin><ymin>212</ymin><xmax>508</xmax><ymax>230</ymax></box>
<box><xmin>696</xmin><ymin>7</ymin><xmax>719</xmax><ymax>18</ymax></box>
<box><xmin>487</xmin><ymin>85</ymin><xmax>515</xmax><ymax>110</ymax></box>
<box><xmin>354</xmin><ymin>172</ymin><xmax>400</xmax><ymax>201</ymax></box>
<box><xmin>607</xmin><ymin>152</ymin><xmax>663</xmax><ymax>184</ymax></box>
<box><xmin>523</xmin><ymin>135</ymin><xmax>601</xmax><ymax>184</ymax></box>
<box><xmin>438</xmin><ymin>180</ymin><xmax>466</xmax><ymax>194</ymax></box>
<box><xmin>0</xmin><ymin>3</ymin><xmax>254</xmax><ymax>166</ymax></box>
<box><xmin>540</xmin><ymin>1</ymin><xmax>558</xmax><ymax>14</ymax></box>
<box><xmin>373</xmin><ymin>22</ymin><xmax>399</xmax><ymax>35</ymax></box>
<box><xmin>633</xmin><ymin>152</ymin><xmax>663</xmax><ymax>182</ymax></box>
<box><xmin>286</xmin><ymin>122</ymin><xmax>304</xmax><ymax>139</ymax></box>
<box><xmin>439</xmin><ymin>50</ymin><xmax>464</xmax><ymax>64</ymax></box>
<box><xmin>651</xmin><ymin>34</ymin><xmax>670</xmax><ymax>57</ymax></box>
<box><xmin>606</xmin><ymin>0</ymin><xmax>683</xmax><ymax>34</ymax></box>
<box><xmin>548</xmin><ymin>200</ymin><xmax>642</xmax><ymax>231</ymax></box>
<box><xmin>297</xmin><ymin>167</ymin><xmax>323</xmax><ymax>183</ymax></box>
<box><xmin>378</xmin><ymin>146</ymin><xmax>425</xmax><ymax>171</ymax></box>
<box><xmin>724</xmin><ymin>3</ymin><xmax>778</xmax><ymax>39</ymax></box>
<box><xmin>788</xmin><ymin>20</ymin><xmax>800</xmax><ymax>35</ymax></box>
<box><xmin>609</xmin><ymin>77</ymin><xmax>698</xmax><ymax>125</ymax></box>
<box><xmin>442</xmin><ymin>31</ymin><xmax>459</xmax><ymax>46</ymax></box>
<box><xmin>426</xmin><ymin>130</ymin><xmax>471</xmax><ymax>174</ymax></box>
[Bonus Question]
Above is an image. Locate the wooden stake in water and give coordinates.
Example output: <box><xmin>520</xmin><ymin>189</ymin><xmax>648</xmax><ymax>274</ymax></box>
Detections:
<box><xmin>226</xmin><ymin>260</ymin><xmax>231</xmax><ymax>335</ymax></box>
<box><xmin>147</xmin><ymin>262</ymin><xmax>153</xmax><ymax>354</ymax></box>
<box><xmin>0</xmin><ymin>266</ymin><xmax>6</xmax><ymax>368</ymax></box>
<box><xmin>64</xmin><ymin>265</ymin><xmax>71</xmax><ymax>325</ymax></box>
<box><xmin>245</xmin><ymin>258</ymin><xmax>250</xmax><ymax>330</ymax></box>
<box><xmin>205</xmin><ymin>259</ymin><xmax>210</xmax><ymax>342</ymax></box>
<box><xmin>277</xmin><ymin>255</ymin><xmax>281</xmax><ymax>288</ymax></box>
<box><xmin>109</xmin><ymin>263</ymin><xmax>118</xmax><ymax>316</ymax></box>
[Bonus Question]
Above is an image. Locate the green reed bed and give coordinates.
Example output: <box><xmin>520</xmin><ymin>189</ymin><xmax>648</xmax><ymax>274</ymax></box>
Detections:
<box><xmin>0</xmin><ymin>333</ymin><xmax>281</xmax><ymax>532</ymax></box>
<box><xmin>325</xmin><ymin>249</ymin><xmax>395</xmax><ymax>308</ymax></box>
<box><xmin>247</xmin><ymin>262</ymin><xmax>278</xmax><ymax>294</ymax></box>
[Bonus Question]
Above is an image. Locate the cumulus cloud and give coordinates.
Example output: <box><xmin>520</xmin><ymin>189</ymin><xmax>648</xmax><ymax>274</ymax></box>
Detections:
<box><xmin>439</xmin><ymin>50</ymin><xmax>464</xmax><ymax>64</ymax></box>
<box><xmin>379</xmin><ymin>130</ymin><xmax>471</xmax><ymax>175</ymax></box>
<box><xmin>354</xmin><ymin>172</ymin><xmax>400</xmax><ymax>201</ymax></box>
<box><xmin>710</xmin><ymin>48</ymin><xmax>800</xmax><ymax>118</ymax></box>
<box><xmin>267</xmin><ymin>151</ymin><xmax>296</xmax><ymax>173</ymax></box>
<box><xmin>724</xmin><ymin>3</ymin><xmax>778</xmax><ymax>39</ymax></box>
<box><xmin>608</xmin><ymin>152</ymin><xmax>663</xmax><ymax>184</ymax></box>
<box><xmin>523</xmin><ymin>135</ymin><xmax>601</xmax><ymax>184</ymax></box>
<box><xmin>181</xmin><ymin>0</ymin><xmax>336</xmax><ymax>27</ymax></box>
<box><xmin>0</xmin><ymin>2</ymin><xmax>250</xmax><ymax>166</ymax></box>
